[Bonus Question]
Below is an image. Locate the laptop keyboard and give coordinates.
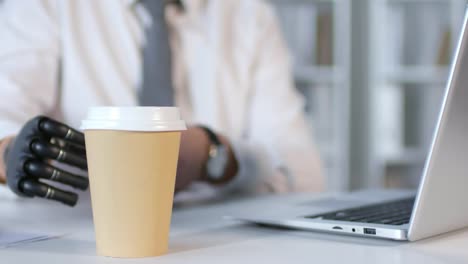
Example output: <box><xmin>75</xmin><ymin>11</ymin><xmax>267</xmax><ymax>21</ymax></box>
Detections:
<box><xmin>305</xmin><ymin>197</ymin><xmax>415</xmax><ymax>226</ymax></box>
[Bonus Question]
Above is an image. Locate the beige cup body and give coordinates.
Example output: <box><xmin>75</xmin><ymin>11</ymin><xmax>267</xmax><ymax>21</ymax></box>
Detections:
<box><xmin>84</xmin><ymin>130</ymin><xmax>181</xmax><ymax>258</ymax></box>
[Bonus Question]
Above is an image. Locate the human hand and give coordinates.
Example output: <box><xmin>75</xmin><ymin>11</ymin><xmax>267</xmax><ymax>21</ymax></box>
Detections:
<box><xmin>4</xmin><ymin>116</ymin><xmax>88</xmax><ymax>206</ymax></box>
<box><xmin>0</xmin><ymin>137</ymin><xmax>14</xmax><ymax>184</ymax></box>
<box><xmin>175</xmin><ymin>126</ymin><xmax>210</xmax><ymax>192</ymax></box>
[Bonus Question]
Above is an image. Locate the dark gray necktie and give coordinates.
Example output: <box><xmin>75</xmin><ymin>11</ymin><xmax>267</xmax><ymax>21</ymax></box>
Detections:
<box><xmin>139</xmin><ymin>0</ymin><xmax>174</xmax><ymax>106</ymax></box>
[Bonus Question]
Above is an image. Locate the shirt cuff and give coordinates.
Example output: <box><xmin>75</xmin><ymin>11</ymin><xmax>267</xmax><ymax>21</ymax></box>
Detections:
<box><xmin>173</xmin><ymin>139</ymin><xmax>279</xmax><ymax>206</ymax></box>
<box><xmin>208</xmin><ymin>138</ymin><xmax>281</xmax><ymax>196</ymax></box>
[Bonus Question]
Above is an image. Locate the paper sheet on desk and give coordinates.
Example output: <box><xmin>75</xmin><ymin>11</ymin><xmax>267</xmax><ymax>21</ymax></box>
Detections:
<box><xmin>0</xmin><ymin>230</ymin><xmax>57</xmax><ymax>248</ymax></box>
<box><xmin>0</xmin><ymin>188</ymin><xmax>61</xmax><ymax>248</ymax></box>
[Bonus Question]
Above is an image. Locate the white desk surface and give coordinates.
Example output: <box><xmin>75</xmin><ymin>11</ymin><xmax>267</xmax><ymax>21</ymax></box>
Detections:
<box><xmin>1</xmin><ymin>188</ymin><xmax>468</xmax><ymax>264</ymax></box>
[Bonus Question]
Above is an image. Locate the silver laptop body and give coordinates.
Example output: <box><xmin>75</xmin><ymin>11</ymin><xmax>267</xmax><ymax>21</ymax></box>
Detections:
<box><xmin>232</xmin><ymin>8</ymin><xmax>468</xmax><ymax>241</ymax></box>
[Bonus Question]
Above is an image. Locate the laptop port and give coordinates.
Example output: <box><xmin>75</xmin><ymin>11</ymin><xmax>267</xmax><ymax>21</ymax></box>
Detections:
<box><xmin>332</xmin><ymin>226</ymin><xmax>343</xmax><ymax>230</ymax></box>
<box><xmin>364</xmin><ymin>228</ymin><xmax>376</xmax><ymax>235</ymax></box>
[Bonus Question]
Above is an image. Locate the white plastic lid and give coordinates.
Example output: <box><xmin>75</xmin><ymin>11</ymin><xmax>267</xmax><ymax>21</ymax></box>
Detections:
<box><xmin>80</xmin><ymin>107</ymin><xmax>186</xmax><ymax>132</ymax></box>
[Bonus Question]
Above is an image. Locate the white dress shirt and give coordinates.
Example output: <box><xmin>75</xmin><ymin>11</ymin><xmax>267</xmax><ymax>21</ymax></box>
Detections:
<box><xmin>0</xmin><ymin>0</ymin><xmax>324</xmax><ymax>201</ymax></box>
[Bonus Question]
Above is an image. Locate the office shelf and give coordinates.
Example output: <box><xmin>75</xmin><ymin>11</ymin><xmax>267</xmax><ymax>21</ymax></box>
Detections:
<box><xmin>377</xmin><ymin>147</ymin><xmax>427</xmax><ymax>166</ymax></box>
<box><xmin>273</xmin><ymin>0</ymin><xmax>464</xmax><ymax>190</ymax></box>
<box><xmin>367</xmin><ymin>0</ymin><xmax>466</xmax><ymax>188</ymax></box>
<box><xmin>294</xmin><ymin>66</ymin><xmax>346</xmax><ymax>84</ymax></box>
<box><xmin>384</xmin><ymin>66</ymin><xmax>450</xmax><ymax>84</ymax></box>
<box><xmin>388</xmin><ymin>0</ymin><xmax>460</xmax><ymax>4</ymax></box>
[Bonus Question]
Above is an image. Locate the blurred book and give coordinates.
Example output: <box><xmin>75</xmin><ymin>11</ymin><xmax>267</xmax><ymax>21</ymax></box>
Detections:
<box><xmin>437</xmin><ymin>28</ymin><xmax>452</xmax><ymax>66</ymax></box>
<box><xmin>316</xmin><ymin>10</ymin><xmax>333</xmax><ymax>65</ymax></box>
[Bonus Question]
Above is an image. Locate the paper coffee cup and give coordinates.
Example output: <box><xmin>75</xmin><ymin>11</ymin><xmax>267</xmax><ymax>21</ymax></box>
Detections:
<box><xmin>81</xmin><ymin>107</ymin><xmax>186</xmax><ymax>258</ymax></box>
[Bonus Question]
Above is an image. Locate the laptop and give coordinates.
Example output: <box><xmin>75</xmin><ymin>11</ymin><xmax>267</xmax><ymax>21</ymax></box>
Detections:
<box><xmin>231</xmin><ymin>8</ymin><xmax>468</xmax><ymax>241</ymax></box>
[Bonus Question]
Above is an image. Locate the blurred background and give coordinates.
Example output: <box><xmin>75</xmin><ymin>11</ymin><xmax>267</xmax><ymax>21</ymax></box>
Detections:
<box><xmin>270</xmin><ymin>0</ymin><xmax>466</xmax><ymax>191</ymax></box>
<box><xmin>0</xmin><ymin>0</ymin><xmax>464</xmax><ymax>193</ymax></box>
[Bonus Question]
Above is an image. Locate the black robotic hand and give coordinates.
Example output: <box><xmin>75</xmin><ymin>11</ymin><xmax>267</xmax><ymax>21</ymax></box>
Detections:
<box><xmin>4</xmin><ymin>116</ymin><xmax>88</xmax><ymax>206</ymax></box>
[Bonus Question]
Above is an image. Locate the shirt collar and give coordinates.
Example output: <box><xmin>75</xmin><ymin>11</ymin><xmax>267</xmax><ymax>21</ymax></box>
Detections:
<box><xmin>125</xmin><ymin>0</ymin><xmax>207</xmax><ymax>30</ymax></box>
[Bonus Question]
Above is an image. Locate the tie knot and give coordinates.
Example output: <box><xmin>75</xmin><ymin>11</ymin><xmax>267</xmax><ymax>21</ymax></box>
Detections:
<box><xmin>141</xmin><ymin>0</ymin><xmax>183</xmax><ymax>17</ymax></box>
<box><xmin>141</xmin><ymin>0</ymin><xmax>167</xmax><ymax>17</ymax></box>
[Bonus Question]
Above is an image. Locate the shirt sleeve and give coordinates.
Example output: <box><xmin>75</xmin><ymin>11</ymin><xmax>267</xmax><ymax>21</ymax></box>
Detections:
<box><xmin>0</xmin><ymin>0</ymin><xmax>60</xmax><ymax>140</ymax></box>
<box><xmin>224</xmin><ymin>1</ymin><xmax>324</xmax><ymax>195</ymax></box>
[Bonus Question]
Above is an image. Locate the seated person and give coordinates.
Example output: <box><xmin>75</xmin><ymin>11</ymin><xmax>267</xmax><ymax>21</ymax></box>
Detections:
<box><xmin>0</xmin><ymin>0</ymin><xmax>323</xmax><ymax>205</ymax></box>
